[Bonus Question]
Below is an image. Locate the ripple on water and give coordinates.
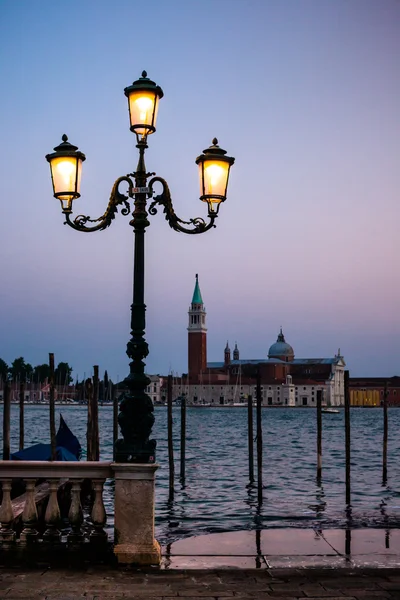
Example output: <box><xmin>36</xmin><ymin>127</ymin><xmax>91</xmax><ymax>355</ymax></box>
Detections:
<box><xmin>1</xmin><ymin>405</ymin><xmax>400</xmax><ymax>544</ymax></box>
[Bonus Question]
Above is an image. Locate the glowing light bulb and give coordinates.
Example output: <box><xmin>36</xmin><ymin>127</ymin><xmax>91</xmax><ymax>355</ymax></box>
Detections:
<box><xmin>205</xmin><ymin>164</ymin><xmax>224</xmax><ymax>193</ymax></box>
<box><xmin>56</xmin><ymin>160</ymin><xmax>75</xmax><ymax>187</ymax></box>
<box><xmin>135</xmin><ymin>96</ymin><xmax>153</xmax><ymax>122</ymax></box>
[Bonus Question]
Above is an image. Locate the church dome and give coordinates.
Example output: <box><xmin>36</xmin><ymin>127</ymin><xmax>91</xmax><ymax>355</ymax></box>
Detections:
<box><xmin>268</xmin><ymin>328</ymin><xmax>294</xmax><ymax>361</ymax></box>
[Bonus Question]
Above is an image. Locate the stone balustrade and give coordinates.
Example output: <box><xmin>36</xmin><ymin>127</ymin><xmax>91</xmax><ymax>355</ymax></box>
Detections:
<box><xmin>0</xmin><ymin>461</ymin><xmax>111</xmax><ymax>554</ymax></box>
<box><xmin>0</xmin><ymin>461</ymin><xmax>160</xmax><ymax>566</ymax></box>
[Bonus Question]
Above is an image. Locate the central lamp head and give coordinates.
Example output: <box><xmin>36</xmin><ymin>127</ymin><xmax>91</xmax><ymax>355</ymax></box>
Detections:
<box><xmin>124</xmin><ymin>71</ymin><xmax>164</xmax><ymax>137</ymax></box>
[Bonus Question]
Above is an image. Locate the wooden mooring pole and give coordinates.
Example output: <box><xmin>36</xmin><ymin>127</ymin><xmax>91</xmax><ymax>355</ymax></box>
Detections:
<box><xmin>86</xmin><ymin>377</ymin><xmax>94</xmax><ymax>460</ymax></box>
<box><xmin>344</xmin><ymin>370</ymin><xmax>351</xmax><ymax>507</ymax></box>
<box><xmin>247</xmin><ymin>394</ymin><xmax>254</xmax><ymax>483</ymax></box>
<box><xmin>92</xmin><ymin>366</ymin><xmax>100</xmax><ymax>461</ymax></box>
<box><xmin>383</xmin><ymin>382</ymin><xmax>388</xmax><ymax>485</ymax></box>
<box><xmin>3</xmin><ymin>379</ymin><xmax>11</xmax><ymax>460</ymax></box>
<box><xmin>112</xmin><ymin>384</ymin><xmax>118</xmax><ymax>461</ymax></box>
<box><xmin>167</xmin><ymin>374</ymin><xmax>174</xmax><ymax>500</ymax></box>
<box><xmin>180</xmin><ymin>391</ymin><xmax>186</xmax><ymax>481</ymax></box>
<box><xmin>256</xmin><ymin>367</ymin><xmax>263</xmax><ymax>505</ymax></box>
<box><xmin>49</xmin><ymin>353</ymin><xmax>56</xmax><ymax>461</ymax></box>
<box><xmin>19</xmin><ymin>381</ymin><xmax>25</xmax><ymax>451</ymax></box>
<box><xmin>316</xmin><ymin>389</ymin><xmax>322</xmax><ymax>481</ymax></box>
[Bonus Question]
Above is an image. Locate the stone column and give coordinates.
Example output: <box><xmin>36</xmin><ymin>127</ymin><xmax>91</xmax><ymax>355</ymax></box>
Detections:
<box><xmin>112</xmin><ymin>463</ymin><xmax>161</xmax><ymax>565</ymax></box>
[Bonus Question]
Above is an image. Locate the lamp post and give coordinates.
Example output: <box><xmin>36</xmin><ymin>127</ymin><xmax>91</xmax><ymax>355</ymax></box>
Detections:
<box><xmin>46</xmin><ymin>71</ymin><xmax>235</xmax><ymax>463</ymax></box>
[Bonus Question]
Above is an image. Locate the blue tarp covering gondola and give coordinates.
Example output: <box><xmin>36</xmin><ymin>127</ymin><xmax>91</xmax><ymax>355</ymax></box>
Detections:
<box><xmin>11</xmin><ymin>443</ymin><xmax>78</xmax><ymax>461</ymax></box>
<box><xmin>11</xmin><ymin>414</ymin><xmax>81</xmax><ymax>461</ymax></box>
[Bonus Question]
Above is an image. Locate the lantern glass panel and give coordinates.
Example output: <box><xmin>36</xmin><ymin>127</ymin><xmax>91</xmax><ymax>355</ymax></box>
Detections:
<box><xmin>199</xmin><ymin>159</ymin><xmax>229</xmax><ymax>199</ymax></box>
<box><xmin>128</xmin><ymin>90</ymin><xmax>158</xmax><ymax>134</ymax></box>
<box><xmin>50</xmin><ymin>156</ymin><xmax>81</xmax><ymax>199</ymax></box>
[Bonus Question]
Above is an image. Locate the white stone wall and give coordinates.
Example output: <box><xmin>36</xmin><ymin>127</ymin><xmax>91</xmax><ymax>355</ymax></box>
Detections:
<box><xmin>328</xmin><ymin>361</ymin><xmax>345</xmax><ymax>406</ymax></box>
<box><xmin>146</xmin><ymin>376</ymin><xmax>164</xmax><ymax>405</ymax></box>
<box><xmin>171</xmin><ymin>382</ymin><xmax>327</xmax><ymax>407</ymax></box>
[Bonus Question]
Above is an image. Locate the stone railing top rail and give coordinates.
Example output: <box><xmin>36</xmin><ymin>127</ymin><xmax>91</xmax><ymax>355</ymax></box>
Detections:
<box><xmin>0</xmin><ymin>460</ymin><xmax>113</xmax><ymax>480</ymax></box>
<box><xmin>0</xmin><ymin>461</ymin><xmax>159</xmax><ymax>480</ymax></box>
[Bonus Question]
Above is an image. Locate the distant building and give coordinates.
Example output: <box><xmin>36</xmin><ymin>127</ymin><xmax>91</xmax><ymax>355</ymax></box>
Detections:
<box><xmin>0</xmin><ymin>382</ymin><xmax>76</xmax><ymax>403</ymax></box>
<box><xmin>172</xmin><ymin>275</ymin><xmax>346</xmax><ymax>407</ymax></box>
<box><xmin>145</xmin><ymin>375</ymin><xmax>166</xmax><ymax>405</ymax></box>
<box><xmin>349</xmin><ymin>377</ymin><xmax>400</xmax><ymax>407</ymax></box>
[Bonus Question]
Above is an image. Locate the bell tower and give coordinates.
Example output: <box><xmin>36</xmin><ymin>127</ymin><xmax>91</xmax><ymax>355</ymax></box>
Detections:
<box><xmin>188</xmin><ymin>274</ymin><xmax>207</xmax><ymax>383</ymax></box>
<box><xmin>224</xmin><ymin>342</ymin><xmax>231</xmax><ymax>366</ymax></box>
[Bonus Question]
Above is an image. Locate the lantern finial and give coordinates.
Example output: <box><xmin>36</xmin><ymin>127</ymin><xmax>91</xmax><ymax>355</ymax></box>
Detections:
<box><xmin>212</xmin><ymin>137</ymin><xmax>218</xmax><ymax>146</ymax></box>
<box><xmin>62</xmin><ymin>134</ymin><xmax>68</xmax><ymax>142</ymax></box>
<box><xmin>142</xmin><ymin>70</ymin><xmax>147</xmax><ymax>78</ymax></box>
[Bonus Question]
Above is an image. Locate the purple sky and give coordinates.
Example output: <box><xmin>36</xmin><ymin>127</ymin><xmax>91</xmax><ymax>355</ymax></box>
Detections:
<box><xmin>0</xmin><ymin>0</ymin><xmax>399</xmax><ymax>381</ymax></box>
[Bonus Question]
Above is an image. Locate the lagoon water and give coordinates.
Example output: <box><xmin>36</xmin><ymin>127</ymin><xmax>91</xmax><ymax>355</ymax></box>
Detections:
<box><xmin>1</xmin><ymin>405</ymin><xmax>400</xmax><ymax>544</ymax></box>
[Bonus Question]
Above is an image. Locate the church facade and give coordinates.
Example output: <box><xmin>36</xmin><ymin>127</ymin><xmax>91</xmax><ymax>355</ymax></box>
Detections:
<box><xmin>173</xmin><ymin>275</ymin><xmax>345</xmax><ymax>407</ymax></box>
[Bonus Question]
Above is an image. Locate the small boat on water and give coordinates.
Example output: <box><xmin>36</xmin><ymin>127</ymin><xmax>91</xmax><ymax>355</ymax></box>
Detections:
<box><xmin>11</xmin><ymin>415</ymin><xmax>81</xmax><ymax>461</ymax></box>
<box><xmin>322</xmin><ymin>407</ymin><xmax>340</xmax><ymax>414</ymax></box>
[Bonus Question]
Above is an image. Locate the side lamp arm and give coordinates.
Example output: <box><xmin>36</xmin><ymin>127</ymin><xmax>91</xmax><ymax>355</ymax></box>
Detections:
<box><xmin>148</xmin><ymin>176</ymin><xmax>217</xmax><ymax>235</ymax></box>
<box><xmin>64</xmin><ymin>176</ymin><xmax>134</xmax><ymax>232</ymax></box>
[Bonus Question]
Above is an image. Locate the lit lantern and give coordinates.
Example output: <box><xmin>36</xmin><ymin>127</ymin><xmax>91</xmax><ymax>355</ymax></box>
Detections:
<box><xmin>45</xmin><ymin>135</ymin><xmax>86</xmax><ymax>212</ymax></box>
<box><xmin>196</xmin><ymin>139</ymin><xmax>235</xmax><ymax>214</ymax></box>
<box><xmin>124</xmin><ymin>71</ymin><xmax>164</xmax><ymax>136</ymax></box>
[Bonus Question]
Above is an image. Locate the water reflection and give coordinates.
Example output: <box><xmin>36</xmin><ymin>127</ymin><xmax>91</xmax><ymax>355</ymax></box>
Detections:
<box><xmin>345</xmin><ymin>528</ymin><xmax>351</xmax><ymax>556</ymax></box>
<box><xmin>2</xmin><ymin>405</ymin><xmax>400</xmax><ymax>545</ymax></box>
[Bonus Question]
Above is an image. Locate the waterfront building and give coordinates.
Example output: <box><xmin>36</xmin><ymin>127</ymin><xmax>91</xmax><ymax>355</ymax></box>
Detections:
<box><xmin>173</xmin><ymin>275</ymin><xmax>346</xmax><ymax>407</ymax></box>
<box><xmin>145</xmin><ymin>374</ymin><xmax>166</xmax><ymax>405</ymax></box>
<box><xmin>349</xmin><ymin>376</ymin><xmax>400</xmax><ymax>406</ymax></box>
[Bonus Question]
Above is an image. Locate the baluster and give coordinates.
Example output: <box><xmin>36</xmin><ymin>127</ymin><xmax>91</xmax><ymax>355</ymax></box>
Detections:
<box><xmin>20</xmin><ymin>479</ymin><xmax>39</xmax><ymax>544</ymax></box>
<box><xmin>0</xmin><ymin>479</ymin><xmax>16</xmax><ymax>544</ymax></box>
<box><xmin>67</xmin><ymin>480</ymin><xmax>83</xmax><ymax>546</ymax></box>
<box><xmin>43</xmin><ymin>479</ymin><xmax>61</xmax><ymax>542</ymax></box>
<box><xmin>90</xmin><ymin>479</ymin><xmax>107</xmax><ymax>542</ymax></box>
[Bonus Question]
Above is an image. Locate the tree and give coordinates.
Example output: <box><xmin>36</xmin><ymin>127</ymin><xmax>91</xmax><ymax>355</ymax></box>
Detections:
<box><xmin>0</xmin><ymin>358</ymin><xmax>9</xmax><ymax>382</ymax></box>
<box><xmin>55</xmin><ymin>362</ymin><xmax>73</xmax><ymax>385</ymax></box>
<box><xmin>33</xmin><ymin>363</ymin><xmax>50</xmax><ymax>383</ymax></box>
<box><xmin>10</xmin><ymin>357</ymin><xmax>29</xmax><ymax>382</ymax></box>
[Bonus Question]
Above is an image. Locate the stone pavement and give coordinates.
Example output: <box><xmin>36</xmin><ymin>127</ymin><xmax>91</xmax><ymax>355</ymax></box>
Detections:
<box><xmin>2</xmin><ymin>529</ymin><xmax>400</xmax><ymax>599</ymax></box>
<box><xmin>1</xmin><ymin>566</ymin><xmax>400</xmax><ymax>599</ymax></box>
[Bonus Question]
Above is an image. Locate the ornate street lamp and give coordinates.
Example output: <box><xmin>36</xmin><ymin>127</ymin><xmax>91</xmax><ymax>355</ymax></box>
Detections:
<box><xmin>46</xmin><ymin>135</ymin><xmax>86</xmax><ymax>212</ymax></box>
<box><xmin>45</xmin><ymin>71</ymin><xmax>235</xmax><ymax>463</ymax></box>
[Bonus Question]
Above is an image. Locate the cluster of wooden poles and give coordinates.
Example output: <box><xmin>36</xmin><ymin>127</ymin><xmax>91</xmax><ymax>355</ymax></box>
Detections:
<box><xmin>166</xmin><ymin>369</ymin><xmax>391</xmax><ymax>506</ymax></box>
<box><xmin>2</xmin><ymin>354</ymin><xmax>120</xmax><ymax>462</ymax></box>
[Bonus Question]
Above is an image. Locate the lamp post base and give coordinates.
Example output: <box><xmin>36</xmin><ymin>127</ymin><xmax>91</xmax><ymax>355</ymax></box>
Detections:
<box><xmin>116</xmin><ymin>390</ymin><xmax>156</xmax><ymax>463</ymax></box>
<box><xmin>114</xmin><ymin>541</ymin><xmax>161</xmax><ymax>566</ymax></box>
<box><xmin>115</xmin><ymin>438</ymin><xmax>156</xmax><ymax>463</ymax></box>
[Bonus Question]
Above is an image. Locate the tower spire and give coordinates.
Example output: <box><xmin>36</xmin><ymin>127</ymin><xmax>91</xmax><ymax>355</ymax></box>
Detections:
<box><xmin>192</xmin><ymin>273</ymin><xmax>203</xmax><ymax>305</ymax></box>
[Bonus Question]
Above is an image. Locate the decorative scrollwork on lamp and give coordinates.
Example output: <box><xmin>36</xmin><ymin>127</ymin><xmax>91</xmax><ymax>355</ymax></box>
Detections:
<box><xmin>64</xmin><ymin>176</ymin><xmax>134</xmax><ymax>232</ymax></box>
<box><xmin>148</xmin><ymin>177</ymin><xmax>216</xmax><ymax>234</ymax></box>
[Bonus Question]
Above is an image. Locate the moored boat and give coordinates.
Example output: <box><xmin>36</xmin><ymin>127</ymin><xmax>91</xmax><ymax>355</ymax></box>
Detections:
<box><xmin>11</xmin><ymin>414</ymin><xmax>81</xmax><ymax>461</ymax></box>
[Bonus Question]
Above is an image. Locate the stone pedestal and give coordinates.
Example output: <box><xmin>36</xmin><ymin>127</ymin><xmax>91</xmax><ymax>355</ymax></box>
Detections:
<box><xmin>112</xmin><ymin>463</ymin><xmax>161</xmax><ymax>566</ymax></box>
